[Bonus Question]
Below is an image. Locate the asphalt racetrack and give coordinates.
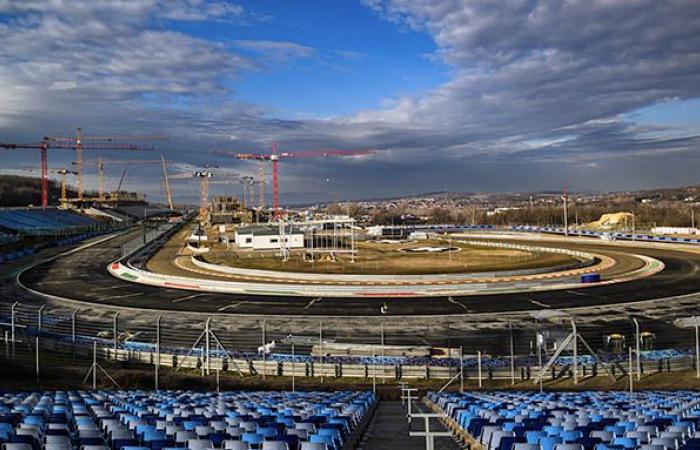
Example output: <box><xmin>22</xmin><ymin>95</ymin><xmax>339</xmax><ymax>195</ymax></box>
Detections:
<box><xmin>16</xmin><ymin>228</ymin><xmax>700</xmax><ymax>317</ymax></box>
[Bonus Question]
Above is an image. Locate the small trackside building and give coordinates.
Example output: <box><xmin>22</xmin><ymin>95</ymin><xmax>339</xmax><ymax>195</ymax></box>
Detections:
<box><xmin>234</xmin><ymin>225</ymin><xmax>305</xmax><ymax>250</ymax></box>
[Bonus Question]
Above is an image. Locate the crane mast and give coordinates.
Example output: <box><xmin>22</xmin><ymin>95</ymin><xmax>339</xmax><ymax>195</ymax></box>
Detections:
<box><xmin>162</xmin><ymin>154</ymin><xmax>174</xmax><ymax>209</ymax></box>
<box><xmin>1</xmin><ymin>138</ymin><xmax>153</xmax><ymax>208</ymax></box>
<box><xmin>220</xmin><ymin>146</ymin><xmax>374</xmax><ymax>219</ymax></box>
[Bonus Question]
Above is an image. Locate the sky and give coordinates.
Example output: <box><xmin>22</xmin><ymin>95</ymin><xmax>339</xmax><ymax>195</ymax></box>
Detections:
<box><xmin>0</xmin><ymin>0</ymin><xmax>699</xmax><ymax>205</ymax></box>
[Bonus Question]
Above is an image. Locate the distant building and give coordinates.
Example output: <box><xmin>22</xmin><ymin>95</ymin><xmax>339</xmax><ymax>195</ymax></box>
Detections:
<box><xmin>234</xmin><ymin>225</ymin><xmax>304</xmax><ymax>250</ymax></box>
<box><xmin>210</xmin><ymin>196</ymin><xmax>242</xmax><ymax>224</ymax></box>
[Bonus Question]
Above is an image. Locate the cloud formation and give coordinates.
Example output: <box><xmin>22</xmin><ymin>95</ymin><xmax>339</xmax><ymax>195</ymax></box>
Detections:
<box><xmin>0</xmin><ymin>0</ymin><xmax>699</xmax><ymax>203</ymax></box>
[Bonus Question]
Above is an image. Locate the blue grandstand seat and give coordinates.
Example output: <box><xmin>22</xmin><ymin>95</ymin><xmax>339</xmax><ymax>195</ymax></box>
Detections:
<box><xmin>0</xmin><ymin>391</ymin><xmax>373</xmax><ymax>450</ymax></box>
<box><xmin>428</xmin><ymin>390</ymin><xmax>700</xmax><ymax>450</ymax></box>
<box><xmin>0</xmin><ymin>208</ymin><xmax>96</xmax><ymax>235</ymax></box>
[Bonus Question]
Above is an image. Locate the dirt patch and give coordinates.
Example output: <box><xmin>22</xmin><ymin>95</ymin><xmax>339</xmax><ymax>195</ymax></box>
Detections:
<box><xmin>202</xmin><ymin>239</ymin><xmax>578</xmax><ymax>275</ymax></box>
<box><xmin>3</xmin><ymin>360</ymin><xmax>699</xmax><ymax>399</ymax></box>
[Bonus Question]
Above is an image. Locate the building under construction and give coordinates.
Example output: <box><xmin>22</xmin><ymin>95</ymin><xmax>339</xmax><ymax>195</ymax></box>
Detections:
<box><xmin>209</xmin><ymin>196</ymin><xmax>247</xmax><ymax>224</ymax></box>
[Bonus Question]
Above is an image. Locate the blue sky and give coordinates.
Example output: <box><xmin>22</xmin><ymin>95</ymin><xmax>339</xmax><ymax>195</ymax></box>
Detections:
<box><xmin>0</xmin><ymin>0</ymin><xmax>699</xmax><ymax>205</ymax></box>
<box><xmin>174</xmin><ymin>0</ymin><xmax>449</xmax><ymax>118</ymax></box>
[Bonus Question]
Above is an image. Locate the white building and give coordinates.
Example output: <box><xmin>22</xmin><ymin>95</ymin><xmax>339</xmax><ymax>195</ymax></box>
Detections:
<box><xmin>234</xmin><ymin>225</ymin><xmax>305</xmax><ymax>250</ymax></box>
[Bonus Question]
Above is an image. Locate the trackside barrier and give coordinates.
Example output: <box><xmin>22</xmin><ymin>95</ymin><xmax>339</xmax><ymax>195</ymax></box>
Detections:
<box><xmin>108</xmin><ymin>244</ymin><xmax>663</xmax><ymax>297</ymax></box>
<box><xmin>189</xmin><ymin>240</ymin><xmax>599</xmax><ymax>281</ymax></box>
<box><xmin>2</xmin><ymin>302</ymin><xmax>700</xmax><ymax>384</ymax></box>
<box><xmin>503</xmin><ymin>225</ymin><xmax>700</xmax><ymax>244</ymax></box>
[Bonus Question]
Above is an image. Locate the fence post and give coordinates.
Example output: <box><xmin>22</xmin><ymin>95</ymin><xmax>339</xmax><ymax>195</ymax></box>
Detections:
<box><xmin>92</xmin><ymin>341</ymin><xmax>97</xmax><ymax>389</ymax></box>
<box><xmin>38</xmin><ymin>305</ymin><xmax>45</xmax><ymax>335</ymax></box>
<box><xmin>262</xmin><ymin>319</ymin><xmax>266</xmax><ymax>380</ymax></box>
<box><xmin>113</xmin><ymin>312</ymin><xmax>120</xmax><ymax>355</ymax></box>
<box><xmin>572</xmin><ymin>319</ymin><xmax>578</xmax><ymax>384</ymax></box>
<box><xmin>509</xmin><ymin>321</ymin><xmax>515</xmax><ymax>385</ymax></box>
<box><xmin>205</xmin><ymin>318</ymin><xmax>211</xmax><ymax>376</ymax></box>
<box><xmin>35</xmin><ymin>337</ymin><xmax>40</xmax><ymax>384</ymax></box>
<box><xmin>11</xmin><ymin>301</ymin><xmax>18</xmax><ymax>360</ymax></box>
<box><xmin>381</xmin><ymin>321</ymin><xmax>385</xmax><ymax>384</ymax></box>
<box><xmin>477</xmin><ymin>351</ymin><xmax>482</xmax><ymax>388</ymax></box>
<box><xmin>694</xmin><ymin>316</ymin><xmax>699</xmax><ymax>378</ymax></box>
<box><xmin>628</xmin><ymin>346</ymin><xmax>634</xmax><ymax>397</ymax></box>
<box><xmin>155</xmin><ymin>315</ymin><xmax>162</xmax><ymax>391</ymax></box>
<box><xmin>459</xmin><ymin>346</ymin><xmax>464</xmax><ymax>392</ymax></box>
<box><xmin>633</xmin><ymin>318</ymin><xmax>641</xmax><ymax>380</ymax></box>
<box><xmin>372</xmin><ymin>345</ymin><xmax>376</xmax><ymax>394</ymax></box>
<box><xmin>292</xmin><ymin>343</ymin><xmax>296</xmax><ymax>393</ymax></box>
<box><xmin>71</xmin><ymin>310</ymin><xmax>78</xmax><ymax>359</ymax></box>
<box><xmin>319</xmin><ymin>320</ymin><xmax>323</xmax><ymax>383</ymax></box>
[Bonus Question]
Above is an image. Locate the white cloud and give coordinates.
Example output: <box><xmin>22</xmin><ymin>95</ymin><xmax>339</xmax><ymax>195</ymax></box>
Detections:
<box><xmin>1</xmin><ymin>0</ymin><xmax>700</xmax><ymax>197</ymax></box>
<box><xmin>231</xmin><ymin>40</ymin><xmax>317</xmax><ymax>64</ymax></box>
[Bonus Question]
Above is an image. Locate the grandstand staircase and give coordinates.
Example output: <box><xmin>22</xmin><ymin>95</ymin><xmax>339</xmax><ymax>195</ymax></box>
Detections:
<box><xmin>357</xmin><ymin>400</ymin><xmax>464</xmax><ymax>449</ymax></box>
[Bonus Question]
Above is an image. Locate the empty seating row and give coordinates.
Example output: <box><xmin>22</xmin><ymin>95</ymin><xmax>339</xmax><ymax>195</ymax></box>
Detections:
<box><xmin>0</xmin><ymin>390</ymin><xmax>375</xmax><ymax>450</ymax></box>
<box><xmin>0</xmin><ymin>230</ymin><xmax>109</xmax><ymax>265</ymax></box>
<box><xmin>0</xmin><ymin>209</ymin><xmax>96</xmax><ymax>235</ymax></box>
<box><xmin>428</xmin><ymin>390</ymin><xmax>700</xmax><ymax>450</ymax></box>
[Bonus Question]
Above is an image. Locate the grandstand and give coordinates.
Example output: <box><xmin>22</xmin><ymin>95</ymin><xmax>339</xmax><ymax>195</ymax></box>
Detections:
<box><xmin>0</xmin><ymin>208</ymin><xmax>98</xmax><ymax>236</ymax></box>
<box><xmin>429</xmin><ymin>390</ymin><xmax>700</xmax><ymax>450</ymax></box>
<box><xmin>0</xmin><ymin>390</ymin><xmax>375</xmax><ymax>450</ymax></box>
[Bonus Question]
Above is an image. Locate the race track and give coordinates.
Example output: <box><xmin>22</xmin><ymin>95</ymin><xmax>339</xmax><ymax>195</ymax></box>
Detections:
<box><xmin>16</xmin><ymin>228</ymin><xmax>700</xmax><ymax>317</ymax></box>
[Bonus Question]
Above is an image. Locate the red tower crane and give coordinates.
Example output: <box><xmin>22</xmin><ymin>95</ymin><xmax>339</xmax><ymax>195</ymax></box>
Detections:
<box><xmin>218</xmin><ymin>145</ymin><xmax>375</xmax><ymax>218</ymax></box>
<box><xmin>0</xmin><ymin>138</ymin><xmax>153</xmax><ymax>208</ymax></box>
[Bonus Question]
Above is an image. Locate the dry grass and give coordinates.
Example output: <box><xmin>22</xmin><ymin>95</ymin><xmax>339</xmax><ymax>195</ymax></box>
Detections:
<box><xmin>3</xmin><ymin>360</ymin><xmax>699</xmax><ymax>400</ymax></box>
<box><xmin>204</xmin><ymin>240</ymin><xmax>576</xmax><ymax>275</ymax></box>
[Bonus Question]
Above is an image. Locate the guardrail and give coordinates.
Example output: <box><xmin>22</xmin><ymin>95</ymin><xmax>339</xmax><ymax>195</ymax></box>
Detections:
<box><xmin>120</xmin><ymin>213</ymin><xmax>196</xmax><ymax>260</ymax></box>
<box><xmin>502</xmin><ymin>225</ymin><xmax>700</xmax><ymax>244</ymax></box>
<box><xmin>189</xmin><ymin>239</ymin><xmax>599</xmax><ymax>281</ymax></box>
<box><xmin>372</xmin><ymin>223</ymin><xmax>700</xmax><ymax>245</ymax></box>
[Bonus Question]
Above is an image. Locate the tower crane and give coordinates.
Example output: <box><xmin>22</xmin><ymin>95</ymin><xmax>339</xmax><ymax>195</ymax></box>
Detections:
<box><xmin>171</xmin><ymin>167</ymin><xmax>239</xmax><ymax>223</ymax></box>
<box><xmin>217</xmin><ymin>145</ymin><xmax>375</xmax><ymax>218</ymax></box>
<box><xmin>161</xmin><ymin>154</ymin><xmax>174</xmax><ymax>210</ymax></box>
<box><xmin>55</xmin><ymin>169</ymin><xmax>79</xmax><ymax>207</ymax></box>
<box><xmin>45</xmin><ymin>128</ymin><xmax>166</xmax><ymax>201</ymax></box>
<box><xmin>0</xmin><ymin>137</ymin><xmax>153</xmax><ymax>208</ymax></box>
<box><xmin>257</xmin><ymin>160</ymin><xmax>266</xmax><ymax>208</ymax></box>
<box><xmin>240</xmin><ymin>176</ymin><xmax>254</xmax><ymax>210</ymax></box>
<box><xmin>170</xmin><ymin>169</ymin><xmax>215</xmax><ymax>224</ymax></box>
<box><xmin>78</xmin><ymin>156</ymin><xmax>163</xmax><ymax>201</ymax></box>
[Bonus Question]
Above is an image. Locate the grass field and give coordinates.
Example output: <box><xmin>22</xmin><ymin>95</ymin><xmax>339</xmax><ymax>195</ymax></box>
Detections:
<box><xmin>202</xmin><ymin>239</ymin><xmax>577</xmax><ymax>275</ymax></box>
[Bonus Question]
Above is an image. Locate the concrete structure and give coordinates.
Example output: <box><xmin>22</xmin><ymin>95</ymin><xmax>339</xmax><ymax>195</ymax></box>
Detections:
<box><xmin>210</xmin><ymin>196</ymin><xmax>242</xmax><ymax>224</ymax></box>
<box><xmin>234</xmin><ymin>224</ymin><xmax>304</xmax><ymax>250</ymax></box>
<box><xmin>651</xmin><ymin>226</ymin><xmax>698</xmax><ymax>235</ymax></box>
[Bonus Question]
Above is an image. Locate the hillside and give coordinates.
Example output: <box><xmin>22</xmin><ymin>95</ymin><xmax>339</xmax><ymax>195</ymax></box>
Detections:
<box><xmin>0</xmin><ymin>175</ymin><xmax>73</xmax><ymax>207</ymax></box>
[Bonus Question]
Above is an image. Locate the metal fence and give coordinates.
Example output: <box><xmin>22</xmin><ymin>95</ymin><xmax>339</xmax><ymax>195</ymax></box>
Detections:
<box><xmin>1</xmin><ymin>300</ymin><xmax>699</xmax><ymax>391</ymax></box>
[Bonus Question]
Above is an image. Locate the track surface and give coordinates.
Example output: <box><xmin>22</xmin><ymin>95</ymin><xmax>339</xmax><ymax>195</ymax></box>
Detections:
<box><xmin>16</xmin><ymin>229</ymin><xmax>700</xmax><ymax>317</ymax></box>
